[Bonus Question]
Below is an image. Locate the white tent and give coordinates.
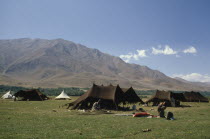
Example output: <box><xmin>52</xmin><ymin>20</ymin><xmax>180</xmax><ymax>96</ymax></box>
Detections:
<box><xmin>55</xmin><ymin>90</ymin><xmax>71</xmax><ymax>100</ymax></box>
<box><xmin>1</xmin><ymin>91</ymin><xmax>14</xmax><ymax>99</ymax></box>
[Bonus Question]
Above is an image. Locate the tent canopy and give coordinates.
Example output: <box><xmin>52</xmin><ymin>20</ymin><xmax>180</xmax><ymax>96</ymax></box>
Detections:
<box><xmin>14</xmin><ymin>89</ymin><xmax>49</xmax><ymax>101</ymax></box>
<box><xmin>172</xmin><ymin>93</ymin><xmax>186</xmax><ymax>102</ymax></box>
<box><xmin>145</xmin><ymin>90</ymin><xmax>209</xmax><ymax>106</ymax></box>
<box><xmin>122</xmin><ymin>87</ymin><xmax>144</xmax><ymax>104</ymax></box>
<box><xmin>146</xmin><ymin>90</ymin><xmax>172</xmax><ymax>103</ymax></box>
<box><xmin>145</xmin><ymin>90</ymin><xmax>181</xmax><ymax>107</ymax></box>
<box><xmin>68</xmin><ymin>84</ymin><xmax>125</xmax><ymax>110</ymax></box>
<box><xmin>183</xmin><ymin>91</ymin><xmax>209</xmax><ymax>102</ymax></box>
<box><xmin>1</xmin><ymin>91</ymin><xmax>14</xmax><ymax>99</ymax></box>
<box><xmin>55</xmin><ymin>90</ymin><xmax>71</xmax><ymax>100</ymax></box>
<box><xmin>67</xmin><ymin>84</ymin><xmax>146</xmax><ymax>110</ymax></box>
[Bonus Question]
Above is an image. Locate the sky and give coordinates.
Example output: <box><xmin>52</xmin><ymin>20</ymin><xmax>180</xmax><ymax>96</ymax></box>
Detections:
<box><xmin>1</xmin><ymin>0</ymin><xmax>210</xmax><ymax>82</ymax></box>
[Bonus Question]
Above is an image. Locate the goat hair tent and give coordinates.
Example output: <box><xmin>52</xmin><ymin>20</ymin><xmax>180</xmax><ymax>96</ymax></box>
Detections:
<box><xmin>55</xmin><ymin>90</ymin><xmax>71</xmax><ymax>100</ymax></box>
<box><xmin>122</xmin><ymin>87</ymin><xmax>144</xmax><ymax>104</ymax></box>
<box><xmin>1</xmin><ymin>91</ymin><xmax>14</xmax><ymax>99</ymax></box>
<box><xmin>172</xmin><ymin>93</ymin><xmax>186</xmax><ymax>102</ymax></box>
<box><xmin>145</xmin><ymin>90</ymin><xmax>181</xmax><ymax>107</ymax></box>
<box><xmin>183</xmin><ymin>91</ymin><xmax>209</xmax><ymax>102</ymax></box>
<box><xmin>14</xmin><ymin>89</ymin><xmax>49</xmax><ymax>101</ymax></box>
<box><xmin>67</xmin><ymin>84</ymin><xmax>125</xmax><ymax>110</ymax></box>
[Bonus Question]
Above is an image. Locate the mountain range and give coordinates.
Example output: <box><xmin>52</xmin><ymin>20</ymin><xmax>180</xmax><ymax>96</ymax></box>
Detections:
<box><xmin>0</xmin><ymin>38</ymin><xmax>209</xmax><ymax>91</ymax></box>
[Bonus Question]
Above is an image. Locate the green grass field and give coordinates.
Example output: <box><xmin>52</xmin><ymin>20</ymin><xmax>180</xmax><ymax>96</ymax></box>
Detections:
<box><xmin>0</xmin><ymin>97</ymin><xmax>210</xmax><ymax>139</ymax></box>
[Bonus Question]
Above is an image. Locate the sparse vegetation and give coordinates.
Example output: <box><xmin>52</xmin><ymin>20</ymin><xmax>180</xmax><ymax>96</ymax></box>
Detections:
<box><xmin>0</xmin><ymin>97</ymin><xmax>210</xmax><ymax>138</ymax></box>
<box><xmin>1</xmin><ymin>85</ymin><xmax>210</xmax><ymax>98</ymax></box>
<box><xmin>135</xmin><ymin>89</ymin><xmax>210</xmax><ymax>96</ymax></box>
<box><xmin>0</xmin><ymin>85</ymin><xmax>85</xmax><ymax>96</ymax></box>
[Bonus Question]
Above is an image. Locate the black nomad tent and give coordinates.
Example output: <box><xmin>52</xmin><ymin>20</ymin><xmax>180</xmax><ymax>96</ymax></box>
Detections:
<box><xmin>122</xmin><ymin>87</ymin><xmax>144</xmax><ymax>104</ymax></box>
<box><xmin>67</xmin><ymin>84</ymin><xmax>125</xmax><ymax>110</ymax></box>
<box><xmin>145</xmin><ymin>90</ymin><xmax>181</xmax><ymax>107</ymax></box>
<box><xmin>14</xmin><ymin>89</ymin><xmax>49</xmax><ymax>101</ymax></box>
<box><xmin>183</xmin><ymin>91</ymin><xmax>209</xmax><ymax>102</ymax></box>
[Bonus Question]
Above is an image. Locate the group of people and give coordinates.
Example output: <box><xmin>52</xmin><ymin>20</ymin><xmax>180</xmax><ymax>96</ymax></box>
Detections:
<box><xmin>91</xmin><ymin>99</ymin><xmax>174</xmax><ymax>120</ymax></box>
<box><xmin>157</xmin><ymin>102</ymin><xmax>174</xmax><ymax>120</ymax></box>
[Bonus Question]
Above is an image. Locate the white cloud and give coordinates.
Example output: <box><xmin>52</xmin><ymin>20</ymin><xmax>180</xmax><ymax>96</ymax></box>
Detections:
<box><xmin>137</xmin><ymin>50</ymin><xmax>147</xmax><ymax>58</ymax></box>
<box><xmin>120</xmin><ymin>45</ymin><xmax>197</xmax><ymax>62</ymax></box>
<box><xmin>172</xmin><ymin>73</ymin><xmax>210</xmax><ymax>82</ymax></box>
<box><xmin>183</xmin><ymin>46</ymin><xmax>197</xmax><ymax>54</ymax></box>
<box><xmin>119</xmin><ymin>49</ymin><xmax>147</xmax><ymax>63</ymax></box>
<box><xmin>119</xmin><ymin>53</ymin><xmax>133</xmax><ymax>62</ymax></box>
<box><xmin>152</xmin><ymin>45</ymin><xmax>177</xmax><ymax>55</ymax></box>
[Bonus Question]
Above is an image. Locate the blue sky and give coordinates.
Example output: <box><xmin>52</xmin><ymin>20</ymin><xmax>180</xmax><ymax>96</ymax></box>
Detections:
<box><xmin>1</xmin><ymin>0</ymin><xmax>210</xmax><ymax>82</ymax></box>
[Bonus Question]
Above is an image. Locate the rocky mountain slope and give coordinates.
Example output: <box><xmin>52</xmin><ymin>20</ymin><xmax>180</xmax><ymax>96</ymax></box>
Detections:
<box><xmin>0</xmin><ymin>38</ymin><xmax>209</xmax><ymax>91</ymax></box>
<box><xmin>174</xmin><ymin>77</ymin><xmax>210</xmax><ymax>88</ymax></box>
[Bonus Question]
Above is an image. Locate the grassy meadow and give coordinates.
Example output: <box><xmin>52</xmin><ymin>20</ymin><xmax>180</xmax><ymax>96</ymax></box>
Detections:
<box><xmin>0</xmin><ymin>96</ymin><xmax>210</xmax><ymax>139</ymax></box>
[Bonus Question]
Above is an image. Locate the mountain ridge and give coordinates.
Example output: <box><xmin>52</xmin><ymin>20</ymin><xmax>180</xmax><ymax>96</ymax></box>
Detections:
<box><xmin>0</xmin><ymin>38</ymin><xmax>209</xmax><ymax>91</ymax></box>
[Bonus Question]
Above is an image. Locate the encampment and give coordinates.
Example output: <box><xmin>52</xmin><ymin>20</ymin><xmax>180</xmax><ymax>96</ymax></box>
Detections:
<box><xmin>145</xmin><ymin>90</ymin><xmax>181</xmax><ymax>107</ymax></box>
<box><xmin>67</xmin><ymin>84</ymin><xmax>125</xmax><ymax>110</ymax></box>
<box><xmin>14</xmin><ymin>89</ymin><xmax>49</xmax><ymax>101</ymax></box>
<box><xmin>55</xmin><ymin>90</ymin><xmax>71</xmax><ymax>100</ymax></box>
<box><xmin>1</xmin><ymin>91</ymin><xmax>14</xmax><ymax>99</ymax></box>
<box><xmin>183</xmin><ymin>91</ymin><xmax>209</xmax><ymax>102</ymax></box>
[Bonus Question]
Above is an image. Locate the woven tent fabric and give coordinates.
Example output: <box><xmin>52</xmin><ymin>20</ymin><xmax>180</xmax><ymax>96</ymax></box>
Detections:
<box><xmin>14</xmin><ymin>89</ymin><xmax>48</xmax><ymax>101</ymax></box>
<box><xmin>145</xmin><ymin>90</ymin><xmax>172</xmax><ymax>103</ymax></box>
<box><xmin>145</xmin><ymin>90</ymin><xmax>183</xmax><ymax>107</ymax></box>
<box><xmin>183</xmin><ymin>91</ymin><xmax>209</xmax><ymax>102</ymax></box>
<box><xmin>68</xmin><ymin>84</ymin><xmax>127</xmax><ymax>110</ymax></box>
<box><xmin>172</xmin><ymin>93</ymin><xmax>186</xmax><ymax>102</ymax></box>
<box><xmin>122</xmin><ymin>87</ymin><xmax>144</xmax><ymax>104</ymax></box>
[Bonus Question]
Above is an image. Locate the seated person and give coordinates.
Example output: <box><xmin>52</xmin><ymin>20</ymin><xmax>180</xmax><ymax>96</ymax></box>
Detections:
<box><xmin>157</xmin><ymin>102</ymin><xmax>166</xmax><ymax>118</ymax></box>
<box><xmin>91</xmin><ymin>99</ymin><xmax>101</xmax><ymax>111</ymax></box>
